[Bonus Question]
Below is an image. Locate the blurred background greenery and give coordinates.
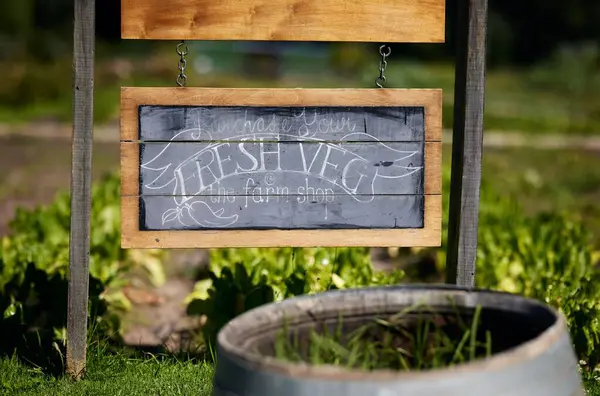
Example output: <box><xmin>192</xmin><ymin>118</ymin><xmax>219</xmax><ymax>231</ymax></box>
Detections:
<box><xmin>0</xmin><ymin>0</ymin><xmax>599</xmax><ymax>134</ymax></box>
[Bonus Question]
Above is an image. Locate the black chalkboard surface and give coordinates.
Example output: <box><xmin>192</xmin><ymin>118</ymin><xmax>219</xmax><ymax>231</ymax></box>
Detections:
<box><xmin>135</xmin><ymin>105</ymin><xmax>426</xmax><ymax>231</ymax></box>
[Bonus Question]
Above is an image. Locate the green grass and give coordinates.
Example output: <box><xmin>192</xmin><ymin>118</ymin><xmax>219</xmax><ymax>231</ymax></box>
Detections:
<box><xmin>273</xmin><ymin>303</ymin><xmax>492</xmax><ymax>371</ymax></box>
<box><xmin>0</xmin><ymin>347</ymin><xmax>214</xmax><ymax>396</ymax></box>
<box><xmin>1</xmin><ymin>346</ymin><xmax>597</xmax><ymax>395</ymax></box>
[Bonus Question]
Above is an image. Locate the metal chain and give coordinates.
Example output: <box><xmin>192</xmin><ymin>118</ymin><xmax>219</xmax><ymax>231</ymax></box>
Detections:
<box><xmin>176</xmin><ymin>41</ymin><xmax>189</xmax><ymax>87</ymax></box>
<box><xmin>376</xmin><ymin>45</ymin><xmax>392</xmax><ymax>88</ymax></box>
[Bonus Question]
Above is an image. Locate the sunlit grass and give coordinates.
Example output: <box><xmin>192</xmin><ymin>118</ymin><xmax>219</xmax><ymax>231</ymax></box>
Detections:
<box><xmin>272</xmin><ymin>302</ymin><xmax>493</xmax><ymax>371</ymax></box>
<box><xmin>0</xmin><ymin>343</ymin><xmax>214</xmax><ymax>396</ymax></box>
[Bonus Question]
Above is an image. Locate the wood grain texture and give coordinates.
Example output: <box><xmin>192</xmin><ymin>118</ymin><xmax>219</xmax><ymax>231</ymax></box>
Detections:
<box><xmin>120</xmin><ymin>88</ymin><xmax>443</xmax><ymax>142</ymax></box>
<box><xmin>446</xmin><ymin>0</ymin><xmax>488</xmax><ymax>287</ymax></box>
<box><xmin>121</xmin><ymin>195</ymin><xmax>441</xmax><ymax>248</ymax></box>
<box><xmin>120</xmin><ymin>140</ymin><xmax>139</xmax><ymax>197</ymax></box>
<box><xmin>121</xmin><ymin>0</ymin><xmax>445</xmax><ymax>43</ymax></box>
<box><xmin>67</xmin><ymin>0</ymin><xmax>94</xmax><ymax>381</ymax></box>
<box><xmin>425</xmin><ymin>140</ymin><xmax>442</xmax><ymax>196</ymax></box>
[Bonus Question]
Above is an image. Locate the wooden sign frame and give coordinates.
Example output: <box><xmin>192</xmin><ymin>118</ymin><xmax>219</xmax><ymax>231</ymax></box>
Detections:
<box><xmin>121</xmin><ymin>0</ymin><xmax>446</xmax><ymax>43</ymax></box>
<box><xmin>120</xmin><ymin>87</ymin><xmax>442</xmax><ymax>249</ymax></box>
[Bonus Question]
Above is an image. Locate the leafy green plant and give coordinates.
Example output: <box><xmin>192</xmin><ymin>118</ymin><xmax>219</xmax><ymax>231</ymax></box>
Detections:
<box><xmin>389</xmin><ymin>165</ymin><xmax>600</xmax><ymax>368</ymax></box>
<box><xmin>395</xmin><ymin>166</ymin><xmax>519</xmax><ymax>278</ymax></box>
<box><xmin>186</xmin><ymin>247</ymin><xmax>405</xmax><ymax>349</ymax></box>
<box><xmin>433</xmin><ymin>163</ymin><xmax>600</xmax><ymax>367</ymax></box>
<box><xmin>468</xmin><ymin>173</ymin><xmax>600</xmax><ymax>368</ymax></box>
<box><xmin>0</xmin><ymin>172</ymin><xmax>166</xmax><ymax>359</ymax></box>
<box><xmin>184</xmin><ymin>160</ymin><xmax>600</xmax><ymax>369</ymax></box>
<box><xmin>476</xmin><ymin>211</ymin><xmax>600</xmax><ymax>368</ymax></box>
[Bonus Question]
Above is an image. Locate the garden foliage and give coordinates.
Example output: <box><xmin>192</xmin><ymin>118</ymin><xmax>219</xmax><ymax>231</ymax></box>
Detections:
<box><xmin>0</xmin><ymin>173</ymin><xmax>165</xmax><ymax>355</ymax></box>
<box><xmin>0</xmin><ymin>166</ymin><xmax>598</xmax><ymax>370</ymax></box>
<box><xmin>186</xmin><ymin>247</ymin><xmax>405</xmax><ymax>348</ymax></box>
<box><xmin>188</xmin><ymin>167</ymin><xmax>600</xmax><ymax>367</ymax></box>
<box><xmin>476</xmin><ymin>211</ymin><xmax>600</xmax><ymax>367</ymax></box>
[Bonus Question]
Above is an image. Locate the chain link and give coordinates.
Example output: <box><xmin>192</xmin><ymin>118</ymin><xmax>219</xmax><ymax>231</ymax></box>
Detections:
<box><xmin>176</xmin><ymin>41</ymin><xmax>189</xmax><ymax>87</ymax></box>
<box><xmin>376</xmin><ymin>45</ymin><xmax>392</xmax><ymax>88</ymax></box>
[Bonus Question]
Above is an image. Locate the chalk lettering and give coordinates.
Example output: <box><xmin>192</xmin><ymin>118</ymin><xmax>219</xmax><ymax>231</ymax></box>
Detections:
<box><xmin>319</xmin><ymin>144</ymin><xmax>345</xmax><ymax>181</ymax></box>
<box><xmin>195</xmin><ymin>151</ymin><xmax>220</xmax><ymax>192</ymax></box>
<box><xmin>237</xmin><ymin>140</ymin><xmax>259</xmax><ymax>172</ymax></box>
<box><xmin>342</xmin><ymin>158</ymin><xmax>369</xmax><ymax>195</ymax></box>
<box><xmin>213</xmin><ymin>143</ymin><xmax>237</xmax><ymax>179</ymax></box>
<box><xmin>139</xmin><ymin>105</ymin><xmax>425</xmax><ymax>228</ymax></box>
<box><xmin>299</xmin><ymin>142</ymin><xmax>324</xmax><ymax>174</ymax></box>
<box><xmin>258</xmin><ymin>140</ymin><xmax>282</xmax><ymax>171</ymax></box>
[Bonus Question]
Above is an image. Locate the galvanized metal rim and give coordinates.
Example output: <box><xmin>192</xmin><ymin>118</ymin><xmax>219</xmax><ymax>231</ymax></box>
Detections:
<box><xmin>217</xmin><ymin>284</ymin><xmax>566</xmax><ymax>381</ymax></box>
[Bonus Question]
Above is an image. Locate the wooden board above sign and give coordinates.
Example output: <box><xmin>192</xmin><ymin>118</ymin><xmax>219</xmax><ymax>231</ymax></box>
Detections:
<box><xmin>120</xmin><ymin>88</ymin><xmax>442</xmax><ymax>248</ymax></box>
<box><xmin>121</xmin><ymin>0</ymin><xmax>446</xmax><ymax>43</ymax></box>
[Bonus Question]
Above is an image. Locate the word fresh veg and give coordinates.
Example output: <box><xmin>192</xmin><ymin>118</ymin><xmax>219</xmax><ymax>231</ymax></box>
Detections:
<box><xmin>143</xmin><ymin>140</ymin><xmax>423</xmax><ymax>199</ymax></box>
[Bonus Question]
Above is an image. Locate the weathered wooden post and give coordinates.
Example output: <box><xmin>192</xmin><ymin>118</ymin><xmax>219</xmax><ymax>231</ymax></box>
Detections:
<box><xmin>446</xmin><ymin>0</ymin><xmax>489</xmax><ymax>287</ymax></box>
<box><xmin>67</xmin><ymin>0</ymin><xmax>95</xmax><ymax>380</ymax></box>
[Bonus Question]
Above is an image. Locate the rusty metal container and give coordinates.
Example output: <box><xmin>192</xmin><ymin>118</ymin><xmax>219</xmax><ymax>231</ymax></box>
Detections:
<box><xmin>214</xmin><ymin>285</ymin><xmax>583</xmax><ymax>396</ymax></box>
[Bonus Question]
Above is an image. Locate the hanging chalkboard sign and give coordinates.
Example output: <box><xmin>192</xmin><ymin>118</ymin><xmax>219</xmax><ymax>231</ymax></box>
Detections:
<box><xmin>121</xmin><ymin>88</ymin><xmax>442</xmax><ymax>248</ymax></box>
